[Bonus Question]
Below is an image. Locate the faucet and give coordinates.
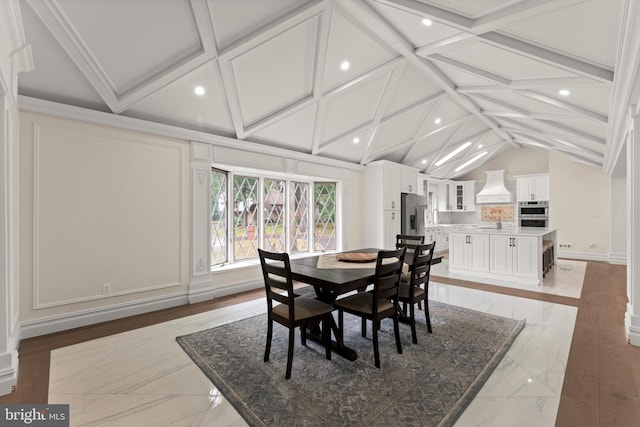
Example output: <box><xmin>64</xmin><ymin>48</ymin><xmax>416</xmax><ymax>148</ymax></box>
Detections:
<box><xmin>496</xmin><ymin>220</ymin><xmax>502</xmax><ymax>229</ymax></box>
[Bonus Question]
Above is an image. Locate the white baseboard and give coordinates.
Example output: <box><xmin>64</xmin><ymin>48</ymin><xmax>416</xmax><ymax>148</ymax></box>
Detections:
<box><xmin>557</xmin><ymin>251</ymin><xmax>609</xmax><ymax>262</ymax></box>
<box><xmin>627</xmin><ymin>311</ymin><xmax>640</xmax><ymax>347</ymax></box>
<box><xmin>608</xmin><ymin>251</ymin><xmax>627</xmax><ymax>265</ymax></box>
<box><xmin>213</xmin><ymin>280</ymin><xmax>262</xmax><ymax>299</ymax></box>
<box><xmin>19</xmin><ymin>292</ymin><xmax>189</xmax><ymax>339</ymax></box>
<box><xmin>0</xmin><ymin>336</ymin><xmax>19</xmax><ymax>397</ymax></box>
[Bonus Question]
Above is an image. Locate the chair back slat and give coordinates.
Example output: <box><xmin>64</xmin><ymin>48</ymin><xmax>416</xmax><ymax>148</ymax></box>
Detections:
<box><xmin>372</xmin><ymin>247</ymin><xmax>406</xmax><ymax>310</ymax></box>
<box><xmin>409</xmin><ymin>243</ymin><xmax>435</xmax><ymax>297</ymax></box>
<box><xmin>259</xmin><ymin>249</ymin><xmax>295</xmax><ymax>314</ymax></box>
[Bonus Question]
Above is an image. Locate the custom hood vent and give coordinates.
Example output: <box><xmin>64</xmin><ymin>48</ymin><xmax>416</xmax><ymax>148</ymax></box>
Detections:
<box><xmin>475</xmin><ymin>170</ymin><xmax>514</xmax><ymax>204</ymax></box>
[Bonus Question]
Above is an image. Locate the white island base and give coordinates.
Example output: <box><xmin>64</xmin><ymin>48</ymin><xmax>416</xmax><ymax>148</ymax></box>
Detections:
<box><xmin>448</xmin><ymin>227</ymin><xmax>557</xmax><ymax>286</ymax></box>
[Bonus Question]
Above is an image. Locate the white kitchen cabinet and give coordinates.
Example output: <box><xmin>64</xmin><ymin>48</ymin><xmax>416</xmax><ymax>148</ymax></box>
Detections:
<box><xmin>416</xmin><ymin>173</ymin><xmax>429</xmax><ymax>196</ymax></box>
<box><xmin>490</xmin><ymin>235</ymin><xmax>538</xmax><ymax>279</ymax></box>
<box><xmin>401</xmin><ymin>168</ymin><xmax>418</xmax><ymax>194</ymax></box>
<box><xmin>384</xmin><ymin>210</ymin><xmax>401</xmax><ymax>249</ymax></box>
<box><xmin>517</xmin><ymin>175</ymin><xmax>549</xmax><ymax>202</ymax></box>
<box><xmin>437</xmin><ymin>180</ymin><xmax>452</xmax><ymax>211</ymax></box>
<box><xmin>449</xmin><ymin>232</ymin><xmax>489</xmax><ymax>272</ymax></box>
<box><xmin>383</xmin><ymin>165</ymin><xmax>401</xmax><ymax>210</ymax></box>
<box><xmin>443</xmin><ymin>180</ymin><xmax>476</xmax><ymax>212</ymax></box>
<box><xmin>424</xmin><ymin>226</ymin><xmax>447</xmax><ymax>253</ymax></box>
<box><xmin>364</xmin><ymin>161</ymin><xmax>403</xmax><ymax>249</ymax></box>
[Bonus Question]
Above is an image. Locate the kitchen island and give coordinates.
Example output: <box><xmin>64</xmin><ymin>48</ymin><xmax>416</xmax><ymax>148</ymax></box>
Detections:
<box><xmin>448</xmin><ymin>226</ymin><xmax>556</xmax><ymax>286</ymax></box>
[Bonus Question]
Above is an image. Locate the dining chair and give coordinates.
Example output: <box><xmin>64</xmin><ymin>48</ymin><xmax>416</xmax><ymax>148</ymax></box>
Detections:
<box><xmin>258</xmin><ymin>249</ymin><xmax>334</xmax><ymax>379</ymax></box>
<box><xmin>334</xmin><ymin>247</ymin><xmax>406</xmax><ymax>368</ymax></box>
<box><xmin>396</xmin><ymin>234</ymin><xmax>426</xmax><ymax>308</ymax></box>
<box><xmin>395</xmin><ymin>234</ymin><xmax>425</xmax><ymax>252</ymax></box>
<box><xmin>397</xmin><ymin>243</ymin><xmax>435</xmax><ymax>344</ymax></box>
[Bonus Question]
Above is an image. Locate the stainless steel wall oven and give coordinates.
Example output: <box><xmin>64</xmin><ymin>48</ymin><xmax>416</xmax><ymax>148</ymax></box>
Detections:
<box><xmin>518</xmin><ymin>201</ymin><xmax>548</xmax><ymax>227</ymax></box>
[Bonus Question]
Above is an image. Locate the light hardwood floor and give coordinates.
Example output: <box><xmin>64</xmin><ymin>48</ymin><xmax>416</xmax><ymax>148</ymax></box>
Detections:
<box><xmin>1</xmin><ymin>260</ymin><xmax>637</xmax><ymax>426</ymax></box>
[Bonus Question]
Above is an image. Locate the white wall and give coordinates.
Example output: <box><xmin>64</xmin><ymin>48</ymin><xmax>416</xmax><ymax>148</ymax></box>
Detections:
<box><xmin>17</xmin><ymin>110</ymin><xmax>367</xmax><ymax>337</ymax></box>
<box><xmin>610</xmin><ymin>175</ymin><xmax>627</xmax><ymax>264</ymax></box>
<box><xmin>19</xmin><ymin>112</ymin><xmax>191</xmax><ymax>336</ymax></box>
<box><xmin>549</xmin><ymin>151</ymin><xmax>610</xmax><ymax>259</ymax></box>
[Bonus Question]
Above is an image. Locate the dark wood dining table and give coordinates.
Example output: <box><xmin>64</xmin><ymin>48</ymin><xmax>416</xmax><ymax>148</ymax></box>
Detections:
<box><xmin>289</xmin><ymin>248</ymin><xmax>444</xmax><ymax>361</ymax></box>
<box><xmin>288</xmin><ymin>248</ymin><xmax>382</xmax><ymax>361</ymax></box>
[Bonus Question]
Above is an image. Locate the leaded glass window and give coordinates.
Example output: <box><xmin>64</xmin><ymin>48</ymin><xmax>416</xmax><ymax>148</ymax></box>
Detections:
<box><xmin>314</xmin><ymin>182</ymin><xmax>336</xmax><ymax>251</ymax></box>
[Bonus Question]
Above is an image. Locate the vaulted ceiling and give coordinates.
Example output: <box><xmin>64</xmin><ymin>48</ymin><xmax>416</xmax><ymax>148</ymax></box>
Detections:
<box><xmin>17</xmin><ymin>0</ymin><xmax>625</xmax><ymax>178</ymax></box>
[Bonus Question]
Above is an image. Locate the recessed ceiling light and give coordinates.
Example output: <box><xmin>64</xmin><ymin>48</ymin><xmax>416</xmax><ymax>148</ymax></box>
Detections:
<box><xmin>435</xmin><ymin>141</ymin><xmax>471</xmax><ymax>167</ymax></box>
<box><xmin>340</xmin><ymin>61</ymin><xmax>350</xmax><ymax>71</ymax></box>
<box><xmin>194</xmin><ymin>86</ymin><xmax>205</xmax><ymax>96</ymax></box>
<box><xmin>353</xmin><ymin>137</ymin><xmax>360</xmax><ymax>144</ymax></box>
<box><xmin>421</xmin><ymin>159</ymin><xmax>427</xmax><ymax>164</ymax></box>
<box><xmin>558</xmin><ymin>89</ymin><xmax>570</xmax><ymax>96</ymax></box>
<box><xmin>478</xmin><ymin>144</ymin><xmax>484</xmax><ymax>148</ymax></box>
<box><xmin>422</xmin><ymin>18</ymin><xmax>433</xmax><ymax>26</ymax></box>
<box><xmin>434</xmin><ymin>117</ymin><xmax>441</xmax><ymax>125</ymax></box>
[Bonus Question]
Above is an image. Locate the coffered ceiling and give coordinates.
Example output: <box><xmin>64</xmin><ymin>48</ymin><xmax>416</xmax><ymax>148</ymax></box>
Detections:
<box><xmin>17</xmin><ymin>0</ymin><xmax>627</xmax><ymax>178</ymax></box>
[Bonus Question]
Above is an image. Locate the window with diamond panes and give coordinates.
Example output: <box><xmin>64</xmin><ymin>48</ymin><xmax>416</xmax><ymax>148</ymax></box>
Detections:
<box><xmin>233</xmin><ymin>175</ymin><xmax>259</xmax><ymax>260</ymax></box>
<box><xmin>210</xmin><ymin>169</ymin><xmax>228</xmax><ymax>267</ymax></box>
<box><xmin>314</xmin><ymin>182</ymin><xmax>336</xmax><ymax>251</ymax></box>
<box><xmin>263</xmin><ymin>178</ymin><xmax>286</xmax><ymax>252</ymax></box>
<box><xmin>289</xmin><ymin>181</ymin><xmax>309</xmax><ymax>253</ymax></box>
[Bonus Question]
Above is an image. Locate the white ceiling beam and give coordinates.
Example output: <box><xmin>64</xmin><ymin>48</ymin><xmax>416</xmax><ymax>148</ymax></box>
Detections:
<box><xmin>470</xmin><ymin>92</ymin><xmax>606</xmax><ymax>145</ymax></box>
<box><xmin>217</xmin><ymin>1</ymin><xmax>325</xmax><ymax>58</ymax></box>
<box><xmin>339</xmin><ymin>0</ymin><xmax>516</xmax><ymax>147</ymax></box>
<box><xmin>358</xmin><ymin>62</ymin><xmax>407</xmax><ymax>163</ymax></box>
<box><xmin>216</xmin><ymin>1</ymin><xmax>326</xmax><ymax>139</ymax></box>
<box><xmin>311</xmin><ymin>0</ymin><xmax>335</xmax><ymax>98</ymax></box>
<box><xmin>472</xmin><ymin>0</ymin><xmax>591</xmax><ymax>33</ymax></box>
<box><xmin>476</xmin><ymin>32</ymin><xmax>614</xmax><ymax>83</ymax></box>
<box><xmin>415</xmin><ymin>33</ymin><xmax>475</xmax><ymax>56</ymax></box>
<box><xmin>431</xmin><ymin>55</ymin><xmax>610</xmax><ymax>123</ymax></box>
<box><xmin>515</xmin><ymin>89</ymin><xmax>608</xmax><ymax>123</ymax></box>
<box><xmin>485</xmin><ymin>110</ymin><xmax>576</xmax><ymax>120</ymax></box>
<box><xmin>311</xmin><ymin>57</ymin><xmax>405</xmax><ymax>154</ymax></box>
<box><xmin>380</xmin><ymin>90</ymin><xmax>446</xmax><ymax>124</ymax></box>
<box><xmin>373</xmin><ymin>0</ymin><xmax>473</xmax><ymax>30</ymax></box>
<box><xmin>317</xmin><ymin>121</ymin><xmax>374</xmax><ymax>153</ymax></box>
<box><xmin>26</xmin><ymin>0</ymin><xmax>219</xmax><ymax>114</ymax></box>
<box><xmin>428</xmin><ymin>54</ymin><xmax>511</xmax><ymax>86</ymax></box>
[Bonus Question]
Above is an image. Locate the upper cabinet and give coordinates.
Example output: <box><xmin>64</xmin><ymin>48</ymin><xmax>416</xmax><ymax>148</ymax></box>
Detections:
<box><xmin>432</xmin><ymin>179</ymin><xmax>476</xmax><ymax>212</ymax></box>
<box><xmin>416</xmin><ymin>173</ymin><xmax>429</xmax><ymax>196</ymax></box>
<box><xmin>382</xmin><ymin>165</ymin><xmax>401</xmax><ymax>210</ymax></box>
<box><xmin>516</xmin><ymin>174</ymin><xmax>549</xmax><ymax>202</ymax></box>
<box><xmin>400</xmin><ymin>167</ymin><xmax>418</xmax><ymax>194</ymax></box>
<box><xmin>452</xmin><ymin>181</ymin><xmax>476</xmax><ymax>212</ymax></box>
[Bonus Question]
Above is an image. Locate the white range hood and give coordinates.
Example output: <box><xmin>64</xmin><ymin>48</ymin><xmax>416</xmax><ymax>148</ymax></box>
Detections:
<box><xmin>475</xmin><ymin>170</ymin><xmax>514</xmax><ymax>204</ymax></box>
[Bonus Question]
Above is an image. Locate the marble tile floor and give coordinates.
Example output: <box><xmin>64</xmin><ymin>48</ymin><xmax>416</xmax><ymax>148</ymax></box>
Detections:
<box><xmin>431</xmin><ymin>259</ymin><xmax>586</xmax><ymax>299</ymax></box>
<box><xmin>49</xmin><ymin>262</ymin><xmax>584</xmax><ymax>427</ymax></box>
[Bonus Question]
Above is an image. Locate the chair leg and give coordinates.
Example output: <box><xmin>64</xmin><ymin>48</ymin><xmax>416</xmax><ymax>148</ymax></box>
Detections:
<box><xmin>424</xmin><ymin>300</ymin><xmax>432</xmax><ymax>333</ymax></box>
<box><xmin>285</xmin><ymin>327</ymin><xmax>295</xmax><ymax>379</ymax></box>
<box><xmin>323</xmin><ymin>317</ymin><xmax>331</xmax><ymax>360</ymax></box>
<box><xmin>409</xmin><ymin>304</ymin><xmax>418</xmax><ymax>344</ymax></box>
<box><xmin>393</xmin><ymin>314</ymin><xmax>403</xmax><ymax>355</ymax></box>
<box><xmin>372</xmin><ymin>319</ymin><xmax>380</xmax><ymax>368</ymax></box>
<box><xmin>338</xmin><ymin>309</ymin><xmax>344</xmax><ymax>345</ymax></box>
<box><xmin>361</xmin><ymin>318</ymin><xmax>367</xmax><ymax>338</ymax></box>
<box><xmin>264</xmin><ymin>318</ymin><xmax>273</xmax><ymax>362</ymax></box>
<box><xmin>301</xmin><ymin>325</ymin><xmax>307</xmax><ymax>346</ymax></box>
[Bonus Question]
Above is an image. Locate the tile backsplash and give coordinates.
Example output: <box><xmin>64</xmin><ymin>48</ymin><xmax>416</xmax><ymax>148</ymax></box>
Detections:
<box><xmin>481</xmin><ymin>205</ymin><xmax>516</xmax><ymax>222</ymax></box>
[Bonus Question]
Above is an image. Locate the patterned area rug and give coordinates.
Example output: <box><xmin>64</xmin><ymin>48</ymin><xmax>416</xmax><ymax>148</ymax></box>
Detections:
<box><xmin>176</xmin><ymin>299</ymin><xmax>525</xmax><ymax>427</ymax></box>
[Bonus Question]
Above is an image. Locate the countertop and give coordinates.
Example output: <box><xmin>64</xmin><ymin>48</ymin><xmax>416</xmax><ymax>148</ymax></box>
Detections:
<box><xmin>448</xmin><ymin>226</ymin><xmax>556</xmax><ymax>236</ymax></box>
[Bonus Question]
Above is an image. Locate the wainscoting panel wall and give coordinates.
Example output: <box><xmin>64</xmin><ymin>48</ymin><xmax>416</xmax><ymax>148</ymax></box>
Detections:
<box><xmin>19</xmin><ymin>112</ymin><xmax>190</xmax><ymax>324</ymax></box>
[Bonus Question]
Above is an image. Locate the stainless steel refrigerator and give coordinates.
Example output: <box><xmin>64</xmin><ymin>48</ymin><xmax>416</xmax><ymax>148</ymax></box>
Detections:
<box><xmin>401</xmin><ymin>193</ymin><xmax>427</xmax><ymax>236</ymax></box>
